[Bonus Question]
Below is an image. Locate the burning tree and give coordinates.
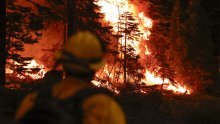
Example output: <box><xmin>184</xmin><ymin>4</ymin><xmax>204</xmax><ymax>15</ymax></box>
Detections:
<box><xmin>94</xmin><ymin>0</ymin><xmax>149</xmax><ymax>93</ymax></box>
<box><xmin>119</xmin><ymin>11</ymin><xmax>144</xmax><ymax>91</ymax></box>
<box><xmin>95</xmin><ymin>10</ymin><xmax>145</xmax><ymax>93</ymax></box>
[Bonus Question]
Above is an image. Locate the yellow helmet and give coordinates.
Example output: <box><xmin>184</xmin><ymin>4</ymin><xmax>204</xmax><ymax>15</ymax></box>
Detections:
<box><xmin>56</xmin><ymin>31</ymin><xmax>106</xmax><ymax>74</ymax></box>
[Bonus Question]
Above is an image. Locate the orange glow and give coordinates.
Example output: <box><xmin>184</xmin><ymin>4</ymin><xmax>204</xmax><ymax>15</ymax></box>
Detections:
<box><xmin>95</xmin><ymin>0</ymin><xmax>191</xmax><ymax>94</ymax></box>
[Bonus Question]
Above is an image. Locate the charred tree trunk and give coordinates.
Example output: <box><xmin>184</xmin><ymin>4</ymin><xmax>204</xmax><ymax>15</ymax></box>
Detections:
<box><xmin>0</xmin><ymin>1</ymin><xmax>6</xmax><ymax>86</ymax></box>
<box><xmin>123</xmin><ymin>12</ymin><xmax>127</xmax><ymax>84</ymax></box>
<box><xmin>63</xmin><ymin>20</ymin><xmax>67</xmax><ymax>43</ymax></box>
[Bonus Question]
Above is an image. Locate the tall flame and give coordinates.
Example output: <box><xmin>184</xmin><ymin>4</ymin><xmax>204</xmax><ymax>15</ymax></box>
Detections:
<box><xmin>94</xmin><ymin>0</ymin><xmax>191</xmax><ymax>94</ymax></box>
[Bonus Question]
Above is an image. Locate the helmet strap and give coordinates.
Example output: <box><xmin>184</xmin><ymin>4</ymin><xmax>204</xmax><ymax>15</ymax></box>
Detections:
<box><xmin>57</xmin><ymin>50</ymin><xmax>99</xmax><ymax>79</ymax></box>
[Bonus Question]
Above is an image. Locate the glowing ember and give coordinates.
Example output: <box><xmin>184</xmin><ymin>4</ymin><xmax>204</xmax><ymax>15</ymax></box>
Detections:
<box><xmin>95</xmin><ymin>0</ymin><xmax>191</xmax><ymax>94</ymax></box>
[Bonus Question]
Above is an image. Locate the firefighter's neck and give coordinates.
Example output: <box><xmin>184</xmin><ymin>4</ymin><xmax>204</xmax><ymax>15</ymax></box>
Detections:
<box><xmin>62</xmin><ymin>75</ymin><xmax>92</xmax><ymax>86</ymax></box>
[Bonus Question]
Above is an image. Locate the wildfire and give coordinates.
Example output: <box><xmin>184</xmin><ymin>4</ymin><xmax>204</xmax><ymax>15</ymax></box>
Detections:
<box><xmin>95</xmin><ymin>0</ymin><xmax>191</xmax><ymax>94</ymax></box>
<box><xmin>5</xmin><ymin>0</ymin><xmax>191</xmax><ymax>94</ymax></box>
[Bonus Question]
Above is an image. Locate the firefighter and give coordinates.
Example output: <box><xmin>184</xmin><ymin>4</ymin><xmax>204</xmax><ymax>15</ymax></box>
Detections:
<box><xmin>16</xmin><ymin>31</ymin><xmax>126</xmax><ymax>124</ymax></box>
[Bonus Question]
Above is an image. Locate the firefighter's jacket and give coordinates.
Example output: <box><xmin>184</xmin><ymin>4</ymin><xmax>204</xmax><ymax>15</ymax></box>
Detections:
<box><xmin>16</xmin><ymin>77</ymin><xmax>126</xmax><ymax>124</ymax></box>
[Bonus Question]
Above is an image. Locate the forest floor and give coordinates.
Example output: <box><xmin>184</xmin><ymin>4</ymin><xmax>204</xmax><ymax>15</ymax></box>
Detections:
<box><xmin>1</xmin><ymin>87</ymin><xmax>220</xmax><ymax>124</ymax></box>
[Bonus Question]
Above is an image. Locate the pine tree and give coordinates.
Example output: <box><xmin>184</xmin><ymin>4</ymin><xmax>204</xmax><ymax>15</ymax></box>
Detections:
<box><xmin>147</xmin><ymin>0</ymin><xmax>175</xmax><ymax>87</ymax></box>
<box><xmin>0</xmin><ymin>0</ymin><xmax>6</xmax><ymax>85</ymax></box>
<box><xmin>94</xmin><ymin>9</ymin><xmax>144</xmax><ymax>92</ymax></box>
<box><xmin>101</xmin><ymin>11</ymin><xmax>144</xmax><ymax>92</ymax></box>
<box><xmin>28</xmin><ymin>0</ymin><xmax>68</xmax><ymax>42</ymax></box>
<box><xmin>31</xmin><ymin>0</ymin><xmax>112</xmax><ymax>44</ymax></box>
<box><xmin>119</xmin><ymin>12</ymin><xmax>143</xmax><ymax>85</ymax></box>
<box><xmin>6</xmin><ymin>0</ymin><xmax>44</xmax><ymax>79</ymax></box>
<box><xmin>71</xmin><ymin>0</ymin><xmax>112</xmax><ymax>41</ymax></box>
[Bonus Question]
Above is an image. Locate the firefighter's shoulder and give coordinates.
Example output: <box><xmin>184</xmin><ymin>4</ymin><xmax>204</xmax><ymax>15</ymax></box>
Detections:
<box><xmin>16</xmin><ymin>92</ymin><xmax>38</xmax><ymax>121</ymax></box>
<box><xmin>82</xmin><ymin>93</ymin><xmax>126</xmax><ymax>124</ymax></box>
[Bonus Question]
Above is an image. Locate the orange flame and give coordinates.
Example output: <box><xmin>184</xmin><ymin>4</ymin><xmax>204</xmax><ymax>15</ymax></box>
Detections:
<box><xmin>6</xmin><ymin>59</ymin><xmax>46</xmax><ymax>80</ymax></box>
<box><xmin>141</xmin><ymin>71</ymin><xmax>190</xmax><ymax>94</ymax></box>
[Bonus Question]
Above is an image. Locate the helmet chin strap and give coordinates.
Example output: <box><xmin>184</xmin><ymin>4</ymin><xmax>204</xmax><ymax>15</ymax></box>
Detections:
<box><xmin>56</xmin><ymin>50</ymin><xmax>100</xmax><ymax>77</ymax></box>
<box><xmin>60</xmin><ymin>50</ymin><xmax>102</xmax><ymax>64</ymax></box>
<box><xmin>53</xmin><ymin>61</ymin><xmax>94</xmax><ymax>81</ymax></box>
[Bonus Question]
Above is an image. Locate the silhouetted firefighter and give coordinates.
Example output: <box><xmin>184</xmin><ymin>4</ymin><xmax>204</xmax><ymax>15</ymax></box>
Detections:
<box><xmin>16</xmin><ymin>31</ymin><xmax>126</xmax><ymax>124</ymax></box>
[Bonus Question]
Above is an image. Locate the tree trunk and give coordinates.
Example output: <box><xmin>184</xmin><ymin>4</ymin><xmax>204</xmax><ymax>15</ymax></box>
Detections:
<box><xmin>0</xmin><ymin>1</ymin><xmax>6</xmax><ymax>86</ymax></box>
<box><xmin>123</xmin><ymin>12</ymin><xmax>127</xmax><ymax>84</ymax></box>
<box><xmin>63</xmin><ymin>20</ymin><xmax>67</xmax><ymax>43</ymax></box>
<box><xmin>67</xmin><ymin>0</ymin><xmax>75</xmax><ymax>37</ymax></box>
